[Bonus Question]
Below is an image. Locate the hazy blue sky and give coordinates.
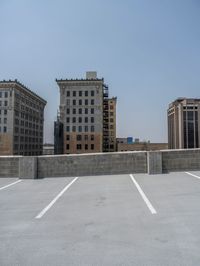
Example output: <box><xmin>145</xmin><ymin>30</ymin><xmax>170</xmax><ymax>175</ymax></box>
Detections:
<box><xmin>1</xmin><ymin>0</ymin><xmax>200</xmax><ymax>143</ymax></box>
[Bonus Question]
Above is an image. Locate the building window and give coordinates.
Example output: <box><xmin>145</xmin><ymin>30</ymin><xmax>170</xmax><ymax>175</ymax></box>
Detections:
<box><xmin>85</xmin><ymin>135</ymin><xmax>88</xmax><ymax>141</ymax></box>
<box><xmin>85</xmin><ymin>91</ymin><xmax>88</xmax><ymax>97</ymax></box>
<box><xmin>4</xmin><ymin>117</ymin><xmax>7</xmax><ymax>124</ymax></box>
<box><xmin>66</xmin><ymin>117</ymin><xmax>70</xmax><ymax>123</ymax></box>
<box><xmin>66</xmin><ymin>126</ymin><xmax>70</xmax><ymax>132</ymax></box>
<box><xmin>85</xmin><ymin>99</ymin><xmax>88</xmax><ymax>105</ymax></box>
<box><xmin>91</xmin><ymin>108</ymin><xmax>94</xmax><ymax>114</ymax></box>
<box><xmin>77</xmin><ymin>135</ymin><xmax>82</xmax><ymax>141</ymax></box>
<box><xmin>110</xmin><ymin>118</ymin><xmax>113</xmax><ymax>122</ymax></box>
<box><xmin>85</xmin><ymin>117</ymin><xmax>88</xmax><ymax>123</ymax></box>
<box><xmin>85</xmin><ymin>144</ymin><xmax>88</xmax><ymax>150</ymax></box>
<box><xmin>110</xmin><ymin>105</ymin><xmax>114</xmax><ymax>110</ymax></box>
<box><xmin>91</xmin><ymin>117</ymin><xmax>94</xmax><ymax>123</ymax></box>
<box><xmin>73</xmin><ymin>91</ymin><xmax>76</xmax><ymax>97</ymax></box>
<box><xmin>73</xmin><ymin>108</ymin><xmax>76</xmax><ymax>114</ymax></box>
<box><xmin>110</xmin><ymin>112</ymin><xmax>114</xmax><ymax>116</ymax></box>
<box><xmin>77</xmin><ymin>144</ymin><xmax>82</xmax><ymax>150</ymax></box>
<box><xmin>78</xmin><ymin>126</ymin><xmax>82</xmax><ymax>132</ymax></box>
<box><xmin>79</xmin><ymin>108</ymin><xmax>82</xmax><ymax>114</ymax></box>
<box><xmin>91</xmin><ymin>91</ymin><xmax>94</xmax><ymax>96</ymax></box>
<box><xmin>91</xmin><ymin>135</ymin><xmax>94</xmax><ymax>141</ymax></box>
<box><xmin>66</xmin><ymin>91</ymin><xmax>70</xmax><ymax>97</ymax></box>
<box><xmin>72</xmin><ymin>117</ymin><xmax>76</xmax><ymax>123</ymax></box>
<box><xmin>85</xmin><ymin>126</ymin><xmax>88</xmax><ymax>132</ymax></box>
<box><xmin>4</xmin><ymin>110</ymin><xmax>7</xmax><ymax>115</ymax></box>
<box><xmin>4</xmin><ymin>101</ymin><xmax>7</xmax><ymax>106</ymax></box>
<box><xmin>78</xmin><ymin>117</ymin><xmax>82</xmax><ymax>123</ymax></box>
<box><xmin>66</xmin><ymin>144</ymin><xmax>70</xmax><ymax>150</ymax></box>
<box><xmin>79</xmin><ymin>91</ymin><xmax>82</xmax><ymax>97</ymax></box>
<box><xmin>91</xmin><ymin>144</ymin><xmax>94</xmax><ymax>150</ymax></box>
<box><xmin>79</xmin><ymin>99</ymin><xmax>82</xmax><ymax>105</ymax></box>
<box><xmin>91</xmin><ymin>126</ymin><xmax>94</xmax><ymax>132</ymax></box>
<box><xmin>4</xmin><ymin>92</ymin><xmax>8</xmax><ymax>98</ymax></box>
<box><xmin>66</xmin><ymin>99</ymin><xmax>70</xmax><ymax>105</ymax></box>
<box><xmin>72</xmin><ymin>126</ymin><xmax>76</xmax><ymax>132</ymax></box>
<box><xmin>66</xmin><ymin>108</ymin><xmax>70</xmax><ymax>114</ymax></box>
<box><xmin>66</xmin><ymin>135</ymin><xmax>70</xmax><ymax>140</ymax></box>
<box><xmin>85</xmin><ymin>108</ymin><xmax>88</xmax><ymax>114</ymax></box>
<box><xmin>0</xmin><ymin>92</ymin><xmax>2</xmax><ymax>98</ymax></box>
<box><xmin>73</xmin><ymin>99</ymin><xmax>76</xmax><ymax>105</ymax></box>
<box><xmin>3</xmin><ymin>126</ymin><xmax>7</xmax><ymax>133</ymax></box>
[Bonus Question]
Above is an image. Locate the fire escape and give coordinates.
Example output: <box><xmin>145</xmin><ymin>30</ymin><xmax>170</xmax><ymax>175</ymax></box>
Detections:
<box><xmin>103</xmin><ymin>84</ymin><xmax>109</xmax><ymax>152</ymax></box>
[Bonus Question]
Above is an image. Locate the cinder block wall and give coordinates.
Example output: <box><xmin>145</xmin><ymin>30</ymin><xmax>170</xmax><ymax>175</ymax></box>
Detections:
<box><xmin>38</xmin><ymin>152</ymin><xmax>147</xmax><ymax>178</ymax></box>
<box><xmin>0</xmin><ymin>157</ymin><xmax>20</xmax><ymax>177</ymax></box>
<box><xmin>162</xmin><ymin>148</ymin><xmax>200</xmax><ymax>172</ymax></box>
<box><xmin>2</xmin><ymin>149</ymin><xmax>200</xmax><ymax>178</ymax></box>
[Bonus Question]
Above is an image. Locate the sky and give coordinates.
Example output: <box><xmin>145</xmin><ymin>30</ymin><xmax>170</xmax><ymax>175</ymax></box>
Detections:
<box><xmin>0</xmin><ymin>0</ymin><xmax>200</xmax><ymax>143</ymax></box>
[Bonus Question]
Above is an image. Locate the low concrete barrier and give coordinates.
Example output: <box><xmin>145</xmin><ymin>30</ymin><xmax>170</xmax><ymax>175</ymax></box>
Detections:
<box><xmin>1</xmin><ymin>149</ymin><xmax>200</xmax><ymax>178</ymax></box>
<box><xmin>38</xmin><ymin>152</ymin><xmax>147</xmax><ymax>178</ymax></box>
<box><xmin>162</xmin><ymin>148</ymin><xmax>200</xmax><ymax>172</ymax></box>
<box><xmin>0</xmin><ymin>156</ymin><xmax>21</xmax><ymax>177</ymax></box>
<box><xmin>19</xmin><ymin>157</ymin><xmax>38</xmax><ymax>179</ymax></box>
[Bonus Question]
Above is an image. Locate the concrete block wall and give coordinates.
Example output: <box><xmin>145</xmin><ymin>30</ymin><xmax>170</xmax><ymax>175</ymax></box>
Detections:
<box><xmin>0</xmin><ymin>156</ymin><xmax>20</xmax><ymax>177</ymax></box>
<box><xmin>147</xmin><ymin>151</ymin><xmax>162</xmax><ymax>174</ymax></box>
<box><xmin>38</xmin><ymin>152</ymin><xmax>147</xmax><ymax>178</ymax></box>
<box><xmin>162</xmin><ymin>148</ymin><xmax>200</xmax><ymax>172</ymax></box>
<box><xmin>2</xmin><ymin>149</ymin><xmax>200</xmax><ymax>179</ymax></box>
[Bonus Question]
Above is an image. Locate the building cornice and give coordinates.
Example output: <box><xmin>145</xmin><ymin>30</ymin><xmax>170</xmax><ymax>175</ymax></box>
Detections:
<box><xmin>0</xmin><ymin>79</ymin><xmax>47</xmax><ymax>105</ymax></box>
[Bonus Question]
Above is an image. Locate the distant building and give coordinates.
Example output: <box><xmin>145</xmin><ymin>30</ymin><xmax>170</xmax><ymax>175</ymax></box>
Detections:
<box><xmin>55</xmin><ymin>72</ymin><xmax>117</xmax><ymax>154</ymax></box>
<box><xmin>0</xmin><ymin>80</ymin><xmax>46</xmax><ymax>156</ymax></box>
<box><xmin>43</xmin><ymin>143</ymin><xmax>54</xmax><ymax>155</ymax></box>
<box><xmin>54</xmin><ymin>115</ymin><xmax>64</xmax><ymax>154</ymax></box>
<box><xmin>168</xmin><ymin>98</ymin><xmax>200</xmax><ymax>149</ymax></box>
<box><xmin>117</xmin><ymin>142</ymin><xmax>168</xmax><ymax>152</ymax></box>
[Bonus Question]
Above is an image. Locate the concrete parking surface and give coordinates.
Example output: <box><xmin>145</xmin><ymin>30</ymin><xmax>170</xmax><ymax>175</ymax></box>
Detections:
<box><xmin>0</xmin><ymin>172</ymin><xmax>200</xmax><ymax>265</ymax></box>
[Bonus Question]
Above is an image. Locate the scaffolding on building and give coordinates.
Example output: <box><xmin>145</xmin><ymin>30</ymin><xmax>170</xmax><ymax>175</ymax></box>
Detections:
<box><xmin>103</xmin><ymin>84</ymin><xmax>109</xmax><ymax>152</ymax></box>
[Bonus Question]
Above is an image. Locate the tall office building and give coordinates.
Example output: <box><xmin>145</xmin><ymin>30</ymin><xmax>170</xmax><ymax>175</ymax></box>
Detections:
<box><xmin>0</xmin><ymin>80</ymin><xmax>46</xmax><ymax>155</ymax></box>
<box><xmin>55</xmin><ymin>71</ymin><xmax>117</xmax><ymax>154</ymax></box>
<box><xmin>168</xmin><ymin>98</ymin><xmax>200</xmax><ymax>149</ymax></box>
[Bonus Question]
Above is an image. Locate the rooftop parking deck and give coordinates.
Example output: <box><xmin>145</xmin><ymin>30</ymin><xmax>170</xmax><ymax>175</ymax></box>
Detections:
<box><xmin>0</xmin><ymin>172</ymin><xmax>200</xmax><ymax>265</ymax></box>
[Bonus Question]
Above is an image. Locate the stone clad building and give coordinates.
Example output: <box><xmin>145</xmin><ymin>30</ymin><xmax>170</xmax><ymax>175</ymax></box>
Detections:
<box><xmin>0</xmin><ymin>80</ymin><xmax>46</xmax><ymax>155</ymax></box>
<box><xmin>168</xmin><ymin>98</ymin><xmax>200</xmax><ymax>149</ymax></box>
<box><xmin>55</xmin><ymin>72</ymin><xmax>117</xmax><ymax>154</ymax></box>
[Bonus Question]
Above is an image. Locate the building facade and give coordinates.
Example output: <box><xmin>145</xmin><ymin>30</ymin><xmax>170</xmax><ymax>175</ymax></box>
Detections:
<box><xmin>107</xmin><ymin>97</ymin><xmax>117</xmax><ymax>151</ymax></box>
<box><xmin>43</xmin><ymin>143</ymin><xmax>54</xmax><ymax>155</ymax></box>
<box><xmin>0</xmin><ymin>80</ymin><xmax>46</xmax><ymax>156</ymax></box>
<box><xmin>55</xmin><ymin>72</ymin><xmax>117</xmax><ymax>154</ymax></box>
<box><xmin>168</xmin><ymin>98</ymin><xmax>200</xmax><ymax>149</ymax></box>
<box><xmin>117</xmin><ymin>142</ymin><xmax>168</xmax><ymax>152</ymax></box>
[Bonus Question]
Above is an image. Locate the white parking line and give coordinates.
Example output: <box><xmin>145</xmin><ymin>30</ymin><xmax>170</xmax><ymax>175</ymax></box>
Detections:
<box><xmin>185</xmin><ymin>172</ymin><xmax>200</xmax><ymax>179</ymax></box>
<box><xmin>0</xmin><ymin>180</ymin><xmax>22</xmax><ymax>191</ymax></box>
<box><xmin>35</xmin><ymin>177</ymin><xmax>79</xmax><ymax>219</ymax></box>
<box><xmin>129</xmin><ymin>174</ymin><xmax>157</xmax><ymax>214</ymax></box>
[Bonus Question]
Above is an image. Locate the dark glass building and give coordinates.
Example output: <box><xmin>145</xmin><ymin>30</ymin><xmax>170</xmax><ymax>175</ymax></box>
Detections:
<box><xmin>168</xmin><ymin>98</ymin><xmax>200</xmax><ymax>149</ymax></box>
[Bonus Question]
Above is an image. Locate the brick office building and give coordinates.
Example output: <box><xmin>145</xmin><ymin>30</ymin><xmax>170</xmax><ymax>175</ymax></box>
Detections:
<box><xmin>55</xmin><ymin>72</ymin><xmax>117</xmax><ymax>154</ymax></box>
<box><xmin>0</xmin><ymin>80</ymin><xmax>46</xmax><ymax>155</ymax></box>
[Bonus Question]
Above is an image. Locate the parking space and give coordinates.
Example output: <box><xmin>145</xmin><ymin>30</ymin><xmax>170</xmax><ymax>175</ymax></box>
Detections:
<box><xmin>0</xmin><ymin>172</ymin><xmax>200</xmax><ymax>265</ymax></box>
<box><xmin>0</xmin><ymin>178</ymin><xmax>21</xmax><ymax>189</ymax></box>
